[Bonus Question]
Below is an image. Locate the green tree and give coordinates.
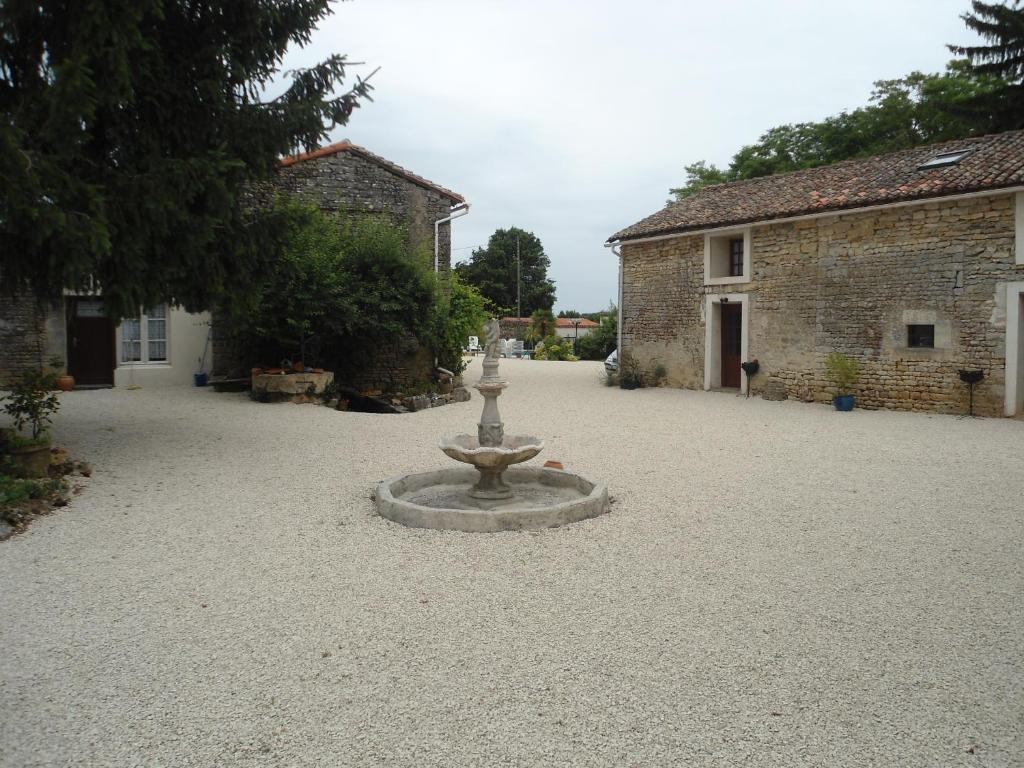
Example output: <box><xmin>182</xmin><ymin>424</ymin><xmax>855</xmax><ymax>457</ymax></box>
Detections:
<box><xmin>557</xmin><ymin>309</ymin><xmax>582</xmax><ymax>318</ymax></box>
<box><xmin>574</xmin><ymin>315</ymin><xmax>617</xmax><ymax>361</ymax></box>
<box><xmin>0</xmin><ymin>0</ymin><xmax>374</xmax><ymax>317</ymax></box>
<box><xmin>668</xmin><ymin>61</ymin><xmax>1013</xmax><ymax>202</ymax></box>
<box><xmin>524</xmin><ymin>309</ymin><xmax>556</xmax><ymax>344</ymax></box>
<box><xmin>949</xmin><ymin>0</ymin><xmax>1024</xmax><ymax>128</ymax></box>
<box><xmin>433</xmin><ymin>272</ymin><xmax>489</xmax><ymax>375</ymax></box>
<box><xmin>454</xmin><ymin>227</ymin><xmax>556</xmax><ymax>315</ymax></box>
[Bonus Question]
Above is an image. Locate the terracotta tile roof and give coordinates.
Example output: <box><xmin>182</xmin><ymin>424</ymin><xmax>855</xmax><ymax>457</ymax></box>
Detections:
<box><xmin>280</xmin><ymin>140</ymin><xmax>465</xmax><ymax>204</ymax></box>
<box><xmin>609</xmin><ymin>129</ymin><xmax>1024</xmax><ymax>242</ymax></box>
<box><xmin>555</xmin><ymin>317</ymin><xmax>598</xmax><ymax>328</ymax></box>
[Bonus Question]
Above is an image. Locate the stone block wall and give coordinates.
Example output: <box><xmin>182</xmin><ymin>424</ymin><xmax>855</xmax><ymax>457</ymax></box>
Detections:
<box><xmin>621</xmin><ymin>193</ymin><xmax>1024</xmax><ymax>416</ymax></box>
<box><xmin>0</xmin><ymin>294</ymin><xmax>66</xmax><ymax>385</ymax></box>
<box><xmin>272</xmin><ymin>151</ymin><xmax>456</xmax><ymax>276</ymax></box>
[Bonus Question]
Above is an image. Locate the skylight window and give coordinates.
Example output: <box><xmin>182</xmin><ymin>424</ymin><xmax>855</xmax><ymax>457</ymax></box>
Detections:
<box><xmin>918</xmin><ymin>150</ymin><xmax>972</xmax><ymax>170</ymax></box>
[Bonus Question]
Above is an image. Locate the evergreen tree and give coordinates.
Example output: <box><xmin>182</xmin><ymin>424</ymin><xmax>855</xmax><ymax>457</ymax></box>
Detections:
<box><xmin>0</xmin><ymin>0</ymin><xmax>373</xmax><ymax>317</ymax></box>
<box><xmin>454</xmin><ymin>227</ymin><xmax>555</xmax><ymax>316</ymax></box>
<box><xmin>949</xmin><ymin>0</ymin><xmax>1024</xmax><ymax>128</ymax></box>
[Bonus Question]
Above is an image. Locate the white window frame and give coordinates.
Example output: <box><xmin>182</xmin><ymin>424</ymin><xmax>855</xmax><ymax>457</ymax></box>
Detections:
<box><xmin>118</xmin><ymin>305</ymin><xmax>170</xmax><ymax>366</ymax></box>
<box><xmin>704</xmin><ymin>227</ymin><xmax>752</xmax><ymax>285</ymax></box>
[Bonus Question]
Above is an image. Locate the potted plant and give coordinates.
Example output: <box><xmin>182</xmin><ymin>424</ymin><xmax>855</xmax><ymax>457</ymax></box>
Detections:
<box><xmin>2</xmin><ymin>368</ymin><xmax>61</xmax><ymax>477</ymax></box>
<box><xmin>824</xmin><ymin>352</ymin><xmax>860</xmax><ymax>411</ymax></box>
<box><xmin>51</xmin><ymin>356</ymin><xmax>75</xmax><ymax>392</ymax></box>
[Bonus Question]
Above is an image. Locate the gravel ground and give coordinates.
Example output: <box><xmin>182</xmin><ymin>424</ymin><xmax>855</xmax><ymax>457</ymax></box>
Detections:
<box><xmin>1</xmin><ymin>357</ymin><xmax>1022</xmax><ymax>768</ymax></box>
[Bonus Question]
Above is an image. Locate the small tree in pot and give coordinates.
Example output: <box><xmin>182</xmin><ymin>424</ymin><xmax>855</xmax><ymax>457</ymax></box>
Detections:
<box><xmin>2</xmin><ymin>368</ymin><xmax>61</xmax><ymax>477</ymax></box>
<box><xmin>824</xmin><ymin>352</ymin><xmax>860</xmax><ymax>411</ymax></box>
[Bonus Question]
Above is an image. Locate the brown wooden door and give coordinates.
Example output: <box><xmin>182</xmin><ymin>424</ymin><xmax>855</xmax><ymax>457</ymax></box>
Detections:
<box><xmin>68</xmin><ymin>299</ymin><xmax>116</xmax><ymax>386</ymax></box>
<box><xmin>720</xmin><ymin>303</ymin><xmax>742</xmax><ymax>389</ymax></box>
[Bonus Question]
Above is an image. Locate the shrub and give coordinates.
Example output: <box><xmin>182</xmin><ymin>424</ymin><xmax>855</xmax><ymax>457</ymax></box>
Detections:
<box><xmin>618</xmin><ymin>351</ymin><xmax>645</xmax><ymax>389</ymax></box>
<box><xmin>824</xmin><ymin>352</ymin><xmax>860</xmax><ymax>394</ymax></box>
<box><xmin>433</xmin><ymin>273</ymin><xmax>489</xmax><ymax>376</ymax></box>
<box><xmin>574</xmin><ymin>315</ymin><xmax>617</xmax><ymax>360</ymax></box>
<box><xmin>2</xmin><ymin>368</ymin><xmax>60</xmax><ymax>441</ymax></box>
<box><xmin>533</xmin><ymin>335</ymin><xmax>577</xmax><ymax>361</ymax></box>
<box><xmin>225</xmin><ymin>200</ymin><xmax>435</xmax><ymax>370</ymax></box>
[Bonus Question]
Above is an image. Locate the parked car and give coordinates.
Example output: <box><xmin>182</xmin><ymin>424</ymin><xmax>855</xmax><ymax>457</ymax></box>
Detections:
<box><xmin>605</xmin><ymin>349</ymin><xmax>618</xmax><ymax>374</ymax></box>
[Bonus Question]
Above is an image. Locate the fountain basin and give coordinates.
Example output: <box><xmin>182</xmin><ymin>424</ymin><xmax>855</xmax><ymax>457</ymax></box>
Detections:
<box><xmin>439</xmin><ymin>434</ymin><xmax>544</xmax><ymax>468</ymax></box>
<box><xmin>376</xmin><ymin>466</ymin><xmax>609</xmax><ymax>532</ymax></box>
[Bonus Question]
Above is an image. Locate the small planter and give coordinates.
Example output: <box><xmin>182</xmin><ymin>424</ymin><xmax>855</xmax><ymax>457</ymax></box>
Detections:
<box><xmin>56</xmin><ymin>374</ymin><xmax>75</xmax><ymax>392</ymax></box>
<box><xmin>833</xmin><ymin>394</ymin><xmax>855</xmax><ymax>412</ymax></box>
<box><xmin>5</xmin><ymin>438</ymin><xmax>52</xmax><ymax>478</ymax></box>
<box><xmin>291</xmin><ymin>361</ymin><xmax>305</xmax><ymax>373</ymax></box>
<box><xmin>193</xmin><ymin>372</ymin><xmax>208</xmax><ymax>387</ymax></box>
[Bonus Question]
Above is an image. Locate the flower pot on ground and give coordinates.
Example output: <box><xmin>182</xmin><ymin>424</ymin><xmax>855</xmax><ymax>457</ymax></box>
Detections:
<box><xmin>55</xmin><ymin>374</ymin><xmax>75</xmax><ymax>392</ymax></box>
<box><xmin>193</xmin><ymin>372</ymin><xmax>208</xmax><ymax>387</ymax></box>
<box><xmin>824</xmin><ymin>352</ymin><xmax>860</xmax><ymax>411</ymax></box>
<box><xmin>3</xmin><ymin>436</ymin><xmax>53</xmax><ymax>478</ymax></box>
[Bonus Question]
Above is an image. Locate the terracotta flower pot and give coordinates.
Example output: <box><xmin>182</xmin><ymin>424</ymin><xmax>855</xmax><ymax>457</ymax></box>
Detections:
<box><xmin>266</xmin><ymin>368</ymin><xmax>283</xmax><ymax>375</ymax></box>
<box><xmin>56</xmin><ymin>374</ymin><xmax>75</xmax><ymax>392</ymax></box>
<box><xmin>291</xmin><ymin>361</ymin><xmax>304</xmax><ymax>373</ymax></box>
<box><xmin>251</xmin><ymin>367</ymin><xmax>264</xmax><ymax>377</ymax></box>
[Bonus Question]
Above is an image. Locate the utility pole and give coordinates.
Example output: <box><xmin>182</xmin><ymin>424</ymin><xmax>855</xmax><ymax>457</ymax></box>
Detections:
<box><xmin>516</xmin><ymin>234</ymin><xmax>521</xmax><ymax>319</ymax></box>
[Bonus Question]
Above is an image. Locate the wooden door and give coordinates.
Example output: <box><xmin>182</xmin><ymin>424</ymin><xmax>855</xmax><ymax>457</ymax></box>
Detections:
<box><xmin>720</xmin><ymin>303</ymin><xmax>742</xmax><ymax>389</ymax></box>
<box><xmin>68</xmin><ymin>299</ymin><xmax>115</xmax><ymax>386</ymax></box>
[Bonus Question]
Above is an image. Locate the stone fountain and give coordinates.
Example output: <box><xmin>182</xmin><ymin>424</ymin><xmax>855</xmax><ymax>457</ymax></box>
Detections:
<box><xmin>375</xmin><ymin>318</ymin><xmax>609</xmax><ymax>532</ymax></box>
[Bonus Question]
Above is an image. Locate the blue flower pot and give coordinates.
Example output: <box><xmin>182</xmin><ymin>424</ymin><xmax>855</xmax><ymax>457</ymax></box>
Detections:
<box><xmin>833</xmin><ymin>394</ymin><xmax>855</xmax><ymax>411</ymax></box>
<box><xmin>193</xmin><ymin>372</ymin><xmax>208</xmax><ymax>387</ymax></box>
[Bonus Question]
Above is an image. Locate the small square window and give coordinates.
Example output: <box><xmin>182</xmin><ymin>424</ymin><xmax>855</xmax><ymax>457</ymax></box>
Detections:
<box><xmin>917</xmin><ymin>150</ymin><xmax>971</xmax><ymax>170</ymax></box>
<box><xmin>908</xmin><ymin>324</ymin><xmax>934</xmax><ymax>348</ymax></box>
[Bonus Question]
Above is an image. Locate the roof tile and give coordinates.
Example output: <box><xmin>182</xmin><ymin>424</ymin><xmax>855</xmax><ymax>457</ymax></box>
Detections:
<box><xmin>609</xmin><ymin>130</ymin><xmax>1024</xmax><ymax>242</ymax></box>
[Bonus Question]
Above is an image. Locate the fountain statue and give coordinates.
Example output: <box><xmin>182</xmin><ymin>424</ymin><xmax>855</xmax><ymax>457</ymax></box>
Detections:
<box><xmin>375</xmin><ymin>319</ymin><xmax>608</xmax><ymax>532</ymax></box>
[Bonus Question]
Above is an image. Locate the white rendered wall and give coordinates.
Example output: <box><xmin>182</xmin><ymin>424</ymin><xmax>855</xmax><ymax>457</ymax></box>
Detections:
<box><xmin>114</xmin><ymin>309</ymin><xmax>211</xmax><ymax>387</ymax></box>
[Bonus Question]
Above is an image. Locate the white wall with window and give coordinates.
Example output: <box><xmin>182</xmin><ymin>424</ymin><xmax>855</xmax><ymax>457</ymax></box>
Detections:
<box><xmin>114</xmin><ymin>307</ymin><xmax>211</xmax><ymax>387</ymax></box>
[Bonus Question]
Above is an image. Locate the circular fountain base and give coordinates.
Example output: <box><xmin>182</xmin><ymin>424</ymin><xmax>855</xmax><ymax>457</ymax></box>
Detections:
<box><xmin>376</xmin><ymin>466</ymin><xmax>609</xmax><ymax>532</ymax></box>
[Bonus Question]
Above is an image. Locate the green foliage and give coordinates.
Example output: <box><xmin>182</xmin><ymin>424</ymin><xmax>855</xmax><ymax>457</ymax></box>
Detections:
<box><xmin>0</xmin><ymin>0</ymin><xmax>374</xmax><ymax>317</ymax></box>
<box><xmin>669</xmin><ymin>59</ymin><xmax>1016</xmax><ymax>201</ymax></box>
<box><xmin>574</xmin><ymin>315</ymin><xmax>617</xmax><ymax>360</ymax></box>
<box><xmin>824</xmin><ymin>353</ymin><xmax>861</xmax><ymax>394</ymax></box>
<box><xmin>618</xmin><ymin>352</ymin><xmax>645</xmax><ymax>389</ymax></box>
<box><xmin>557</xmin><ymin>309</ymin><xmax>582</xmax><ymax>318</ymax></box>
<box><xmin>525</xmin><ymin>309</ymin><xmax>557</xmax><ymax>343</ymax></box>
<box><xmin>0</xmin><ymin>474</ymin><xmax>32</xmax><ymax>506</ymax></box>
<box><xmin>948</xmin><ymin>1</ymin><xmax>1024</xmax><ymax>129</ymax></box>
<box><xmin>2</xmin><ymin>369</ymin><xmax>60</xmax><ymax>440</ymax></box>
<box><xmin>433</xmin><ymin>272</ymin><xmax>489</xmax><ymax>376</ymax></box>
<box><xmin>226</xmin><ymin>201</ymin><xmax>435</xmax><ymax>370</ymax></box>
<box><xmin>454</xmin><ymin>227</ymin><xmax>556</xmax><ymax>315</ymax></box>
<box><xmin>532</xmin><ymin>335</ymin><xmax>577</xmax><ymax>362</ymax></box>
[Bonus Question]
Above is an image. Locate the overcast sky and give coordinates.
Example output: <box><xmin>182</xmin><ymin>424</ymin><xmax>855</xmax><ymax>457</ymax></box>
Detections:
<box><xmin>282</xmin><ymin>0</ymin><xmax>982</xmax><ymax>312</ymax></box>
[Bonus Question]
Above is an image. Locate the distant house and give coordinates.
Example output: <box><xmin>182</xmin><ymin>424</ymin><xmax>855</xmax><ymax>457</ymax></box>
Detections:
<box><xmin>554</xmin><ymin>317</ymin><xmax>598</xmax><ymax>340</ymax></box>
<box><xmin>607</xmin><ymin>130</ymin><xmax>1024</xmax><ymax>416</ymax></box>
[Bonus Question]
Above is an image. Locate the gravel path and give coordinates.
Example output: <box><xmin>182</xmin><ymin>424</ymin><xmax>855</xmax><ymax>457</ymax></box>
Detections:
<box><xmin>1</xmin><ymin>357</ymin><xmax>1022</xmax><ymax>767</ymax></box>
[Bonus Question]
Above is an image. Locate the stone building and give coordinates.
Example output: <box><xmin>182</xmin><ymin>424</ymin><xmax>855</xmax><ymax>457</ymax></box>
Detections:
<box><xmin>1</xmin><ymin>141</ymin><xmax>466</xmax><ymax>390</ymax></box>
<box><xmin>213</xmin><ymin>140</ymin><xmax>468</xmax><ymax>391</ymax></box>
<box><xmin>607</xmin><ymin>130</ymin><xmax>1024</xmax><ymax>417</ymax></box>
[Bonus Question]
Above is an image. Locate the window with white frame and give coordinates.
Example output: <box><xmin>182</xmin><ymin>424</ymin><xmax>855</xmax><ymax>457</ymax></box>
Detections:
<box><xmin>121</xmin><ymin>305</ymin><xmax>168</xmax><ymax>364</ymax></box>
<box><xmin>704</xmin><ymin>228</ymin><xmax>751</xmax><ymax>284</ymax></box>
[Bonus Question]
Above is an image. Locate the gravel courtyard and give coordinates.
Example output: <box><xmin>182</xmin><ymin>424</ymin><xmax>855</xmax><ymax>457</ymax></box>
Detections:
<box><xmin>1</xmin><ymin>357</ymin><xmax>1021</xmax><ymax>767</ymax></box>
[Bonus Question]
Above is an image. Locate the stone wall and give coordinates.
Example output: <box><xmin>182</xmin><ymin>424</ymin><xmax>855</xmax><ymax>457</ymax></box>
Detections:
<box><xmin>0</xmin><ymin>294</ymin><xmax>66</xmax><ymax>385</ymax></box>
<box><xmin>620</xmin><ymin>193</ymin><xmax>1024</xmax><ymax>416</ymax></box>
<box><xmin>273</xmin><ymin>150</ymin><xmax>456</xmax><ymax>277</ymax></box>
